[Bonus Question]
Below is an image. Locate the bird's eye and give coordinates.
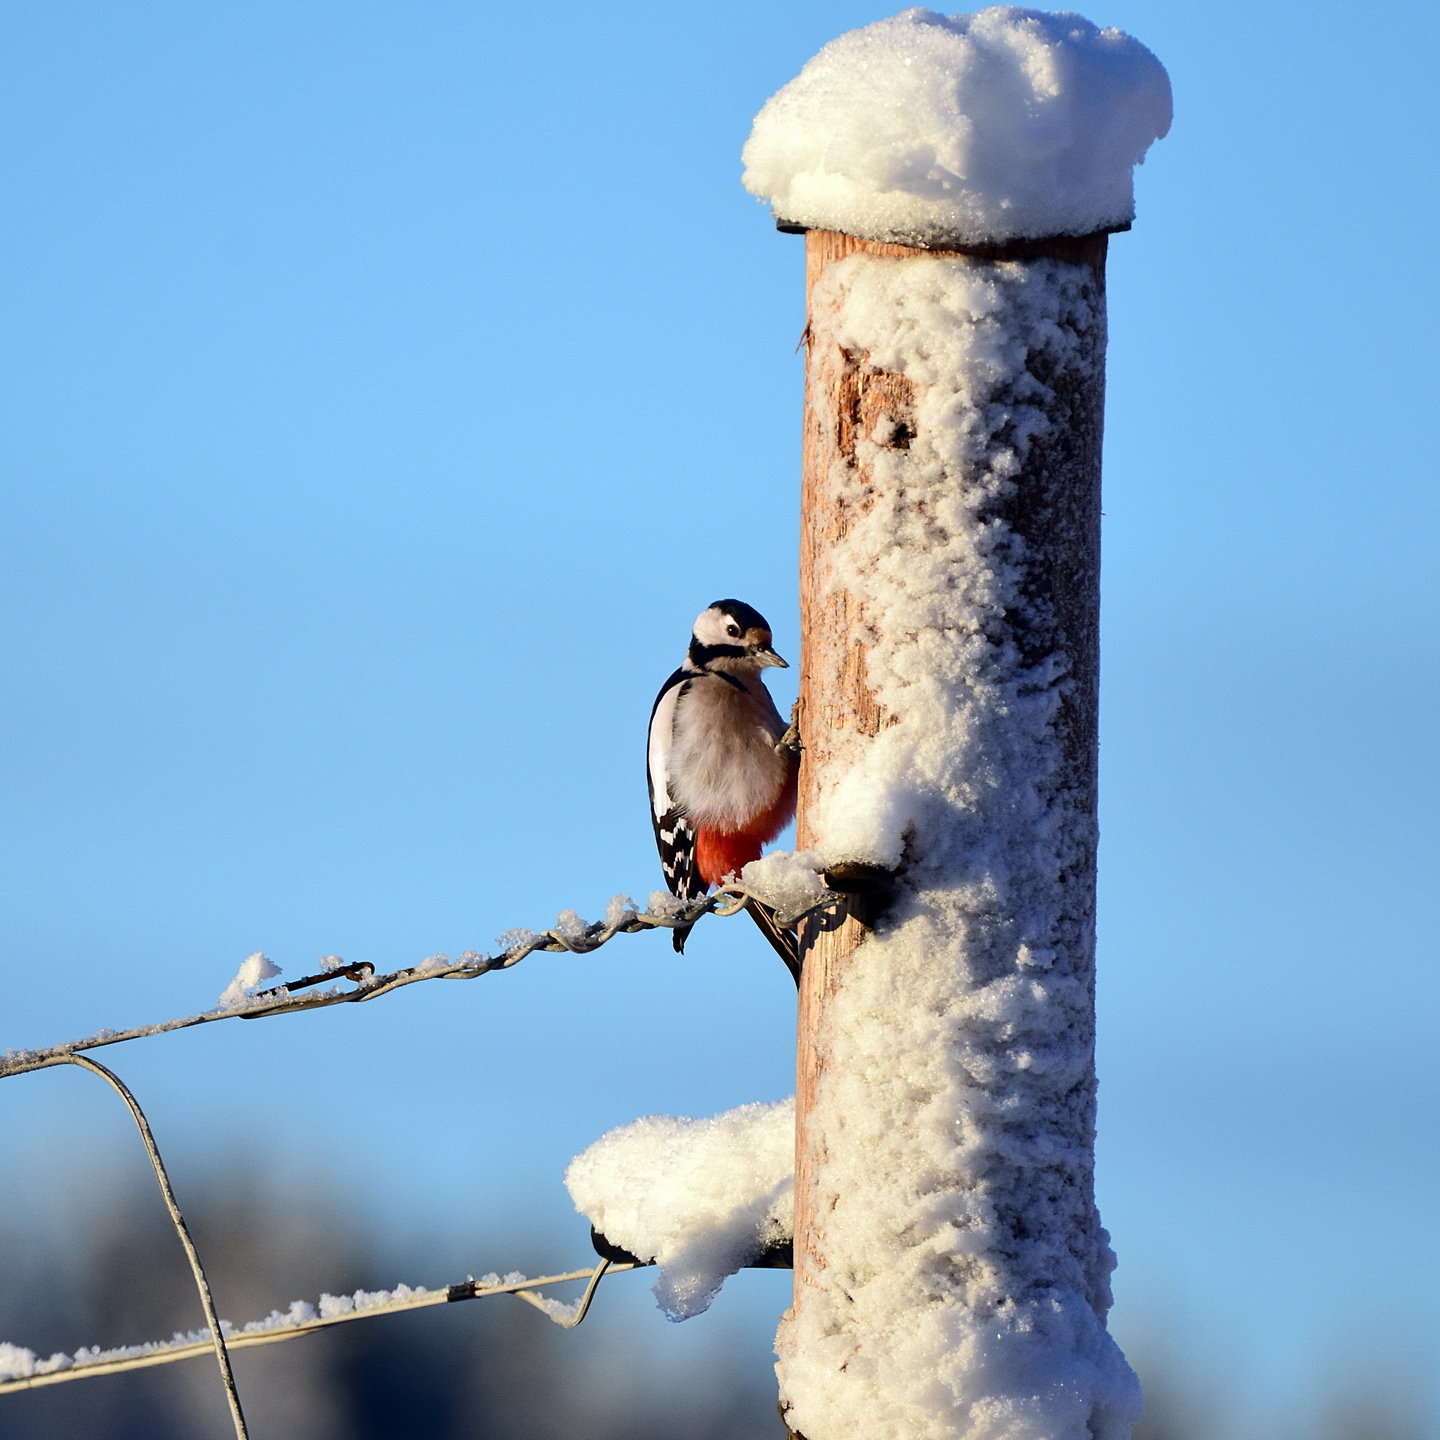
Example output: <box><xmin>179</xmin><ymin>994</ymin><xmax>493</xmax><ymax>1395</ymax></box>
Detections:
<box><xmin>726</xmin><ymin>623</ymin><xmax>741</xmax><ymax>638</ymax></box>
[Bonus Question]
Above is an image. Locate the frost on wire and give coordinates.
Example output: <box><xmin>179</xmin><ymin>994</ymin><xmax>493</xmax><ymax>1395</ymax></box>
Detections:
<box><xmin>742</xmin><ymin>6</ymin><xmax>1171</xmax><ymax>247</ymax></box>
<box><xmin>0</xmin><ymin>1284</ymin><xmax>443</xmax><ymax>1382</ymax></box>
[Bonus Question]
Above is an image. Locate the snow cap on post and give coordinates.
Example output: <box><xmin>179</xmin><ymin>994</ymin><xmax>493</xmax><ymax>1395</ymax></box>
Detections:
<box><xmin>742</xmin><ymin>6</ymin><xmax>1171</xmax><ymax>247</ymax></box>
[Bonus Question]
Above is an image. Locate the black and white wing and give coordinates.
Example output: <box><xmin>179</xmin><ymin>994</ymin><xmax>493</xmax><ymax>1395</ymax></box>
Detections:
<box><xmin>648</xmin><ymin>668</ymin><xmax>704</xmax><ymax>951</ymax></box>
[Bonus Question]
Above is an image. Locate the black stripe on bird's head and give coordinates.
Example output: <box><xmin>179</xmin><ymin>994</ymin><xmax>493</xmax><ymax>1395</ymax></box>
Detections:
<box><xmin>707</xmin><ymin>599</ymin><xmax>769</xmax><ymax>633</ymax></box>
<box><xmin>688</xmin><ymin>600</ymin><xmax>789</xmax><ymax>673</ymax></box>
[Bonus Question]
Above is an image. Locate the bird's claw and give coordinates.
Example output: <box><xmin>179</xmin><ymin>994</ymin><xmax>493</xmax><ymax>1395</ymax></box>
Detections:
<box><xmin>775</xmin><ymin>700</ymin><xmax>802</xmax><ymax>755</ymax></box>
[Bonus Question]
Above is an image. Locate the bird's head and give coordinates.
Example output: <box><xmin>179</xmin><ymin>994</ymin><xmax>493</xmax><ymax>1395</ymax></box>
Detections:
<box><xmin>688</xmin><ymin>600</ymin><xmax>789</xmax><ymax>675</ymax></box>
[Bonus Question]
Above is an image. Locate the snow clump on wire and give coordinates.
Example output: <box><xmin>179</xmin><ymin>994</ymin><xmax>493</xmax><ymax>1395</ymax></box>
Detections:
<box><xmin>739</xmin><ymin>850</ymin><xmax>830</xmax><ymax>923</ymax></box>
<box><xmin>565</xmin><ymin>1099</ymin><xmax>793</xmax><ymax>1320</ymax></box>
<box><xmin>218</xmin><ymin>952</ymin><xmax>282</xmax><ymax>1009</ymax></box>
<box><xmin>742</xmin><ymin>6</ymin><xmax>1171</xmax><ymax>247</ymax></box>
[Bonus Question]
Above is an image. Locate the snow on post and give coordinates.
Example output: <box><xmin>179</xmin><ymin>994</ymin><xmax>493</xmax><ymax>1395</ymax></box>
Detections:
<box><xmin>743</xmin><ymin>10</ymin><xmax>1170</xmax><ymax>1440</ymax></box>
<box><xmin>566</xmin><ymin>1100</ymin><xmax>794</xmax><ymax>1321</ymax></box>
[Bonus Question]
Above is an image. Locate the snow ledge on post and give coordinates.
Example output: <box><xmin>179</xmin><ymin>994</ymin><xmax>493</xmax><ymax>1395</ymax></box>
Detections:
<box><xmin>741</xmin><ymin>6</ymin><xmax>1171</xmax><ymax>247</ymax></box>
<box><xmin>565</xmin><ymin>1100</ymin><xmax>794</xmax><ymax>1322</ymax></box>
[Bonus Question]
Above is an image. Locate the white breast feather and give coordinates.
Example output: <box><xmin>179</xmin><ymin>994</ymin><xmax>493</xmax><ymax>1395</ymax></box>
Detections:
<box><xmin>668</xmin><ymin>677</ymin><xmax>789</xmax><ymax>831</ymax></box>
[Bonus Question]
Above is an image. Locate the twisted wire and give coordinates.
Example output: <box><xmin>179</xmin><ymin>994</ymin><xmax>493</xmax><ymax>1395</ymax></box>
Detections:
<box><xmin>0</xmin><ymin>883</ymin><xmax>834</xmax><ymax>1081</ymax></box>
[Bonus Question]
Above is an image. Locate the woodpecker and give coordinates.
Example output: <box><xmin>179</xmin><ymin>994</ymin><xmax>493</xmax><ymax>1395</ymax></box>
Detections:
<box><xmin>647</xmin><ymin>600</ymin><xmax>800</xmax><ymax>978</ymax></box>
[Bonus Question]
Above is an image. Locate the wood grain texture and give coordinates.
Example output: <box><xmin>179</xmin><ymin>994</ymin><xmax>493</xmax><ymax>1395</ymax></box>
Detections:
<box><xmin>789</xmin><ymin>227</ymin><xmax>1109</xmax><ymax>1366</ymax></box>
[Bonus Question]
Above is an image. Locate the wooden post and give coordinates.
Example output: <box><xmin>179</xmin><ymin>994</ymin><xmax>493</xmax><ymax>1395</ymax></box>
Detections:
<box><xmin>784</xmin><ymin>225</ymin><xmax>1120</xmax><ymax>1438</ymax></box>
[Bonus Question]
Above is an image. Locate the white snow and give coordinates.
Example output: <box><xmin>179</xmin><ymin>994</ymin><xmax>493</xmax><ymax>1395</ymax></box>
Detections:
<box><xmin>314</xmin><ymin>1283</ymin><xmax>434</xmax><ymax>1320</ymax></box>
<box><xmin>0</xmin><ymin>1280</ymin><xmax>453</xmax><ymax>1382</ymax></box>
<box><xmin>742</xmin><ymin>6</ymin><xmax>1170</xmax><ymax>246</ymax></box>
<box><xmin>644</xmin><ymin>889</ymin><xmax>690</xmax><ymax>921</ymax></box>
<box><xmin>551</xmin><ymin>909</ymin><xmax>589</xmax><ymax>942</ymax></box>
<box><xmin>217</xmin><ymin>952</ymin><xmax>283</xmax><ymax>1009</ymax></box>
<box><xmin>493</xmin><ymin>927</ymin><xmax>537</xmax><ymax>955</ymax></box>
<box><xmin>773</xmin><ymin>250</ymin><xmax>1137</xmax><ymax>1439</ymax></box>
<box><xmin>522</xmin><ymin>1292</ymin><xmax>584</xmax><ymax>1325</ymax></box>
<box><xmin>0</xmin><ymin>1343</ymin><xmax>69</xmax><ymax>1381</ymax></box>
<box><xmin>0</xmin><ymin>1264</ymin><xmax>635</xmax><ymax>1388</ymax></box>
<box><xmin>605</xmin><ymin>894</ymin><xmax>640</xmax><ymax>928</ymax></box>
<box><xmin>739</xmin><ymin>850</ymin><xmax>831</xmax><ymax>923</ymax></box>
<box><xmin>565</xmin><ymin>1099</ymin><xmax>794</xmax><ymax>1321</ymax></box>
<box><xmin>472</xmin><ymin>1271</ymin><xmax>528</xmax><ymax>1288</ymax></box>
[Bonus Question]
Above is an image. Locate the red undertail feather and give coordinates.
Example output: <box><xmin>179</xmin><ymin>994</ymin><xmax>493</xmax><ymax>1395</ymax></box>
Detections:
<box><xmin>693</xmin><ymin>771</ymin><xmax>798</xmax><ymax>888</ymax></box>
<box><xmin>694</xmin><ymin>829</ymin><xmax>764</xmax><ymax>888</ymax></box>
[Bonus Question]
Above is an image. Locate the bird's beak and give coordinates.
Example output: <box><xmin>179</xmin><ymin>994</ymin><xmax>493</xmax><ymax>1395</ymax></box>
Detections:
<box><xmin>751</xmin><ymin>644</ymin><xmax>789</xmax><ymax>669</ymax></box>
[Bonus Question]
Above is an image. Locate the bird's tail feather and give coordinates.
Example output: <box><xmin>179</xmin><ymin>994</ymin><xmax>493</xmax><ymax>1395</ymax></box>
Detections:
<box><xmin>670</xmin><ymin>900</ymin><xmax>801</xmax><ymax>983</ymax></box>
<box><xmin>744</xmin><ymin>898</ymin><xmax>801</xmax><ymax>987</ymax></box>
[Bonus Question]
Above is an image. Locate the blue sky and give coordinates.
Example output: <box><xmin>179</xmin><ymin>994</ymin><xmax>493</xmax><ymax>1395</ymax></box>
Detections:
<box><xmin>1</xmin><ymin>2</ymin><xmax>1437</xmax><ymax>1435</ymax></box>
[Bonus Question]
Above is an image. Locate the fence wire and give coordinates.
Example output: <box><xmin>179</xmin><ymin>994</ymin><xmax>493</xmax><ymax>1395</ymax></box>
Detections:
<box><xmin>0</xmin><ymin>879</ymin><xmax>834</xmax><ymax>1415</ymax></box>
<box><xmin>0</xmin><ymin>1259</ymin><xmax>638</xmax><ymax>1398</ymax></box>
<box><xmin>10</xmin><ymin>1056</ymin><xmax>250</xmax><ymax>1434</ymax></box>
<box><xmin>0</xmin><ymin>882</ymin><xmax>834</xmax><ymax>1082</ymax></box>
<box><xmin>1</xmin><ymin>1029</ymin><xmax>646</xmax><ymax>1410</ymax></box>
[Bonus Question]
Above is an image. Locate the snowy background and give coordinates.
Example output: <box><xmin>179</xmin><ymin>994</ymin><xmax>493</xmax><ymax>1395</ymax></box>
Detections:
<box><xmin>0</xmin><ymin>2</ymin><xmax>1436</xmax><ymax>1438</ymax></box>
